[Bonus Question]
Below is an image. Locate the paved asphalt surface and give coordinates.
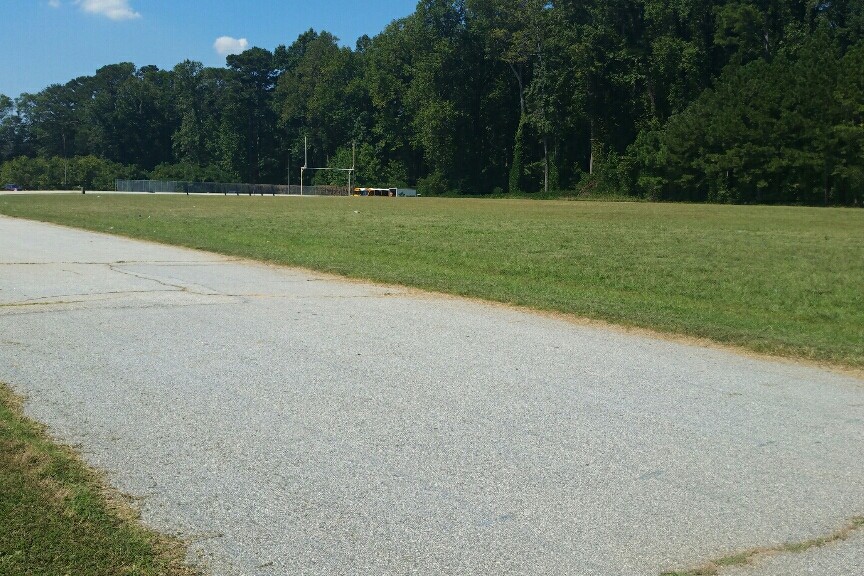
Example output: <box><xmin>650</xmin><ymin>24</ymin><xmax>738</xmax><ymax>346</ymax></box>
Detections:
<box><xmin>1</xmin><ymin>214</ymin><xmax>862</xmax><ymax>575</ymax></box>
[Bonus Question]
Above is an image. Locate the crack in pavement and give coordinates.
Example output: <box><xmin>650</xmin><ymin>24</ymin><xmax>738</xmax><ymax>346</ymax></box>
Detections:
<box><xmin>2</xmin><ymin>289</ymin><xmax>179</xmax><ymax>307</ymax></box>
<box><xmin>104</xmin><ymin>263</ymin><xmax>402</xmax><ymax>301</ymax></box>
<box><xmin>661</xmin><ymin>515</ymin><xmax>864</xmax><ymax>575</ymax></box>
<box><xmin>0</xmin><ymin>299</ymin><xmax>229</xmax><ymax>318</ymax></box>
<box><xmin>0</xmin><ymin>299</ymin><xmax>89</xmax><ymax>308</ymax></box>
<box><xmin>1</xmin><ymin>271</ymin><xmax>393</xmax><ymax>314</ymax></box>
<box><xmin>106</xmin><ymin>264</ymin><xmax>220</xmax><ymax>296</ymax></box>
<box><xmin>3</xmin><ymin>260</ymin><xmax>397</xmax><ymax>302</ymax></box>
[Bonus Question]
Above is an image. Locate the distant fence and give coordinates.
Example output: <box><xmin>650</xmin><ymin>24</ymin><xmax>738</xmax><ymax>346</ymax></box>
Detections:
<box><xmin>115</xmin><ymin>180</ymin><xmax>349</xmax><ymax>196</ymax></box>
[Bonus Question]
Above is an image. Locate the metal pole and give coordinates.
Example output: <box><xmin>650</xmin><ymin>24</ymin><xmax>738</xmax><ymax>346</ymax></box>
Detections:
<box><xmin>302</xmin><ymin>136</ymin><xmax>307</xmax><ymax>196</ymax></box>
<box><xmin>350</xmin><ymin>141</ymin><xmax>355</xmax><ymax>196</ymax></box>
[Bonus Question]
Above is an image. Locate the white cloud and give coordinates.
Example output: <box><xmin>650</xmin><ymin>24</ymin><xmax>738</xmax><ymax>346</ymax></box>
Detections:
<box><xmin>76</xmin><ymin>0</ymin><xmax>141</xmax><ymax>21</ymax></box>
<box><xmin>48</xmin><ymin>0</ymin><xmax>61</xmax><ymax>8</ymax></box>
<box><xmin>213</xmin><ymin>36</ymin><xmax>249</xmax><ymax>56</ymax></box>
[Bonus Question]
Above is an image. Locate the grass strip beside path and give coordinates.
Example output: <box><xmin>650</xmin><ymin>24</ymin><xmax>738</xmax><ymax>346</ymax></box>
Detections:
<box><xmin>1</xmin><ymin>195</ymin><xmax>862</xmax><ymax>368</ymax></box>
<box><xmin>0</xmin><ymin>383</ymin><xmax>196</xmax><ymax>576</ymax></box>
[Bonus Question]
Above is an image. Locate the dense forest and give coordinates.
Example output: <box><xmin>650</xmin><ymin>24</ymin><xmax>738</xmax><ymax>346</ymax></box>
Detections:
<box><xmin>1</xmin><ymin>0</ymin><xmax>862</xmax><ymax>204</ymax></box>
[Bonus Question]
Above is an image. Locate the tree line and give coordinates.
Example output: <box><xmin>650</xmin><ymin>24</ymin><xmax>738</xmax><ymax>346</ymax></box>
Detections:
<box><xmin>1</xmin><ymin>0</ymin><xmax>862</xmax><ymax>205</ymax></box>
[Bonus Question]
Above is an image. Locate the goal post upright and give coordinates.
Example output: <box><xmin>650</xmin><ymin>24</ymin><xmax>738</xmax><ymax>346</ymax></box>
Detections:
<box><xmin>347</xmin><ymin>141</ymin><xmax>356</xmax><ymax>195</ymax></box>
<box><xmin>300</xmin><ymin>136</ymin><xmax>307</xmax><ymax>196</ymax></box>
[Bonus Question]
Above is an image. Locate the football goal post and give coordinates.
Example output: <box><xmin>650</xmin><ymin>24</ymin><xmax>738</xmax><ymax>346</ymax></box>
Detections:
<box><xmin>300</xmin><ymin>138</ymin><xmax>355</xmax><ymax>196</ymax></box>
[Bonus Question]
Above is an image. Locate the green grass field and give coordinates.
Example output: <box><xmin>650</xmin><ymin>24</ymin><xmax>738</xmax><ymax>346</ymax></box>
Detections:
<box><xmin>0</xmin><ymin>383</ymin><xmax>195</xmax><ymax>575</ymax></box>
<box><xmin>1</xmin><ymin>194</ymin><xmax>862</xmax><ymax>368</ymax></box>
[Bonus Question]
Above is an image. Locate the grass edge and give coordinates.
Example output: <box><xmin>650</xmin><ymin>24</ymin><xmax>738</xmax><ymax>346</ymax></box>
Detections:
<box><xmin>0</xmin><ymin>381</ymin><xmax>200</xmax><ymax>576</ymax></box>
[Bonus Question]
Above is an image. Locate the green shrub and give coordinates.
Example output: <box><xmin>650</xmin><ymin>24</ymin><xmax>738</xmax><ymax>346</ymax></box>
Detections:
<box><xmin>0</xmin><ymin>156</ymin><xmax>142</xmax><ymax>190</ymax></box>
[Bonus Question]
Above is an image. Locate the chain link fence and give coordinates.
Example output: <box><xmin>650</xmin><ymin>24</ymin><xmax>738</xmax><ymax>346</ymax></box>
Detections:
<box><xmin>115</xmin><ymin>180</ymin><xmax>349</xmax><ymax>196</ymax></box>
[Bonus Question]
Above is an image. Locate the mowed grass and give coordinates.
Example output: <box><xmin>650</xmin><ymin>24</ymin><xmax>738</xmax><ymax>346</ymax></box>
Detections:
<box><xmin>0</xmin><ymin>383</ymin><xmax>195</xmax><ymax>575</ymax></box>
<box><xmin>1</xmin><ymin>194</ymin><xmax>862</xmax><ymax>368</ymax></box>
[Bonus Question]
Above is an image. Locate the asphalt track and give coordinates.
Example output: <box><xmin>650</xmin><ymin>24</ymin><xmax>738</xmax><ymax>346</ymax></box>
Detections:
<box><xmin>1</xmin><ymin>214</ymin><xmax>862</xmax><ymax>575</ymax></box>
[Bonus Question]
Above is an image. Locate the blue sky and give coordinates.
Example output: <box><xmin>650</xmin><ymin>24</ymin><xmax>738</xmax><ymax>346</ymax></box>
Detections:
<box><xmin>1</xmin><ymin>0</ymin><xmax>418</xmax><ymax>99</ymax></box>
